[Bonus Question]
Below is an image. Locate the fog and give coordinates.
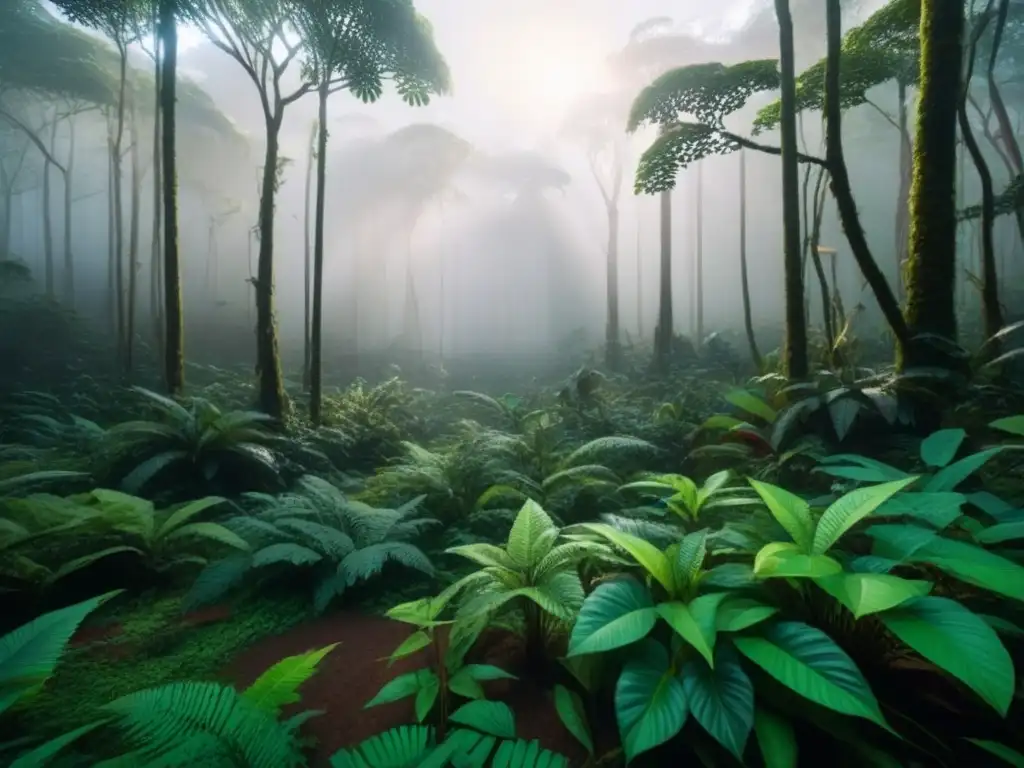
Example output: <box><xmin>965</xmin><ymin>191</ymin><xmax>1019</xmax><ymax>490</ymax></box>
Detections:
<box><xmin>3</xmin><ymin>0</ymin><xmax>1022</xmax><ymax>377</ymax></box>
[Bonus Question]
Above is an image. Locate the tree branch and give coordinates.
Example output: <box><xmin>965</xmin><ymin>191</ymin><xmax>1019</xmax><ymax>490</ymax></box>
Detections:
<box><xmin>0</xmin><ymin>108</ymin><xmax>66</xmax><ymax>173</ymax></box>
<box><xmin>722</xmin><ymin>130</ymin><xmax>828</xmax><ymax>168</ymax></box>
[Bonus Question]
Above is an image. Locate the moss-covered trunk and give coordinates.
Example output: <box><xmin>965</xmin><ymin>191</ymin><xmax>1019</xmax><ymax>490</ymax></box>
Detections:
<box><xmin>255</xmin><ymin>113</ymin><xmax>287</xmax><ymax>419</ymax></box>
<box><xmin>159</xmin><ymin>0</ymin><xmax>183</xmax><ymax>396</ymax></box>
<box><xmin>902</xmin><ymin>0</ymin><xmax>964</xmax><ymax>367</ymax></box>
<box><xmin>775</xmin><ymin>0</ymin><xmax>809</xmax><ymax>380</ymax></box>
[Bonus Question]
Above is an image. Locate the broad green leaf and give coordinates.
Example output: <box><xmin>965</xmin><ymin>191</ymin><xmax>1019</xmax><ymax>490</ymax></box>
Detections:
<box><xmin>554</xmin><ymin>684</ymin><xmax>593</xmax><ymax>755</ymax></box>
<box><xmin>447</xmin><ymin>664</ymin><xmax>515</xmax><ymax>700</ymax></box>
<box><xmin>816</xmin><ymin>454</ymin><xmax>910</xmax><ymax>482</ymax></box>
<box><xmin>656</xmin><ymin>593</ymin><xmax>727</xmax><ymax>668</ymax></box>
<box><xmin>812</xmin><ymin>477</ymin><xmax>919</xmax><ymax>554</ymax></box>
<box><xmin>615</xmin><ymin>640</ymin><xmax>688</xmax><ymax>762</ymax></box>
<box><xmin>990</xmin><ymin>416</ymin><xmax>1024</xmax><ymax>437</ymax></box>
<box><xmin>910</xmin><ymin>536</ymin><xmax>1024</xmax><ymax>603</ymax></box>
<box><xmin>444</xmin><ymin>543</ymin><xmax>517</xmax><ymax>571</ymax></box>
<box><xmin>879</xmin><ymin>492</ymin><xmax>964</xmax><ymax>530</ymax></box>
<box><xmin>574</xmin><ymin>523</ymin><xmax>674</xmax><ymax>593</ymax></box>
<box><xmin>976</xmin><ymin>521</ymin><xmax>1024</xmax><ymax>545</ymax></box>
<box><xmin>814</xmin><ymin>573</ymin><xmax>931</xmax><ymax>619</ymax></box>
<box><xmin>924</xmin><ymin>447</ymin><xmax>1003</xmax><ymax>492</ymax></box>
<box><xmin>364</xmin><ymin>669</ymin><xmax>437</xmax><ymax>709</ymax></box>
<box><xmin>243</xmin><ymin>643</ymin><xmax>337</xmax><ymax>715</ymax></box>
<box><xmin>753</xmin><ymin>706</ymin><xmax>797</xmax><ymax>768</ymax></box>
<box><xmin>733</xmin><ymin>622</ymin><xmax>887</xmax><ymax>729</ymax></box>
<box><xmin>724</xmin><ymin>390</ymin><xmax>777</xmax><ymax>423</ymax></box>
<box><xmin>715</xmin><ymin>598</ymin><xmax>778</xmax><ymax>633</ymax></box>
<box><xmin>158</xmin><ymin>496</ymin><xmax>228</xmax><ymax>537</ymax></box>
<box><xmin>966</xmin><ymin>738</ymin><xmax>1024</xmax><ymax>767</ymax></box>
<box><xmin>568</xmin><ymin>578</ymin><xmax>658</xmax><ymax>657</ymax></box>
<box><xmin>682</xmin><ymin>647</ymin><xmax>754</xmax><ymax>760</ymax></box>
<box><xmin>880</xmin><ymin>597</ymin><xmax>1014</xmax><ymax>716</ymax></box>
<box><xmin>505</xmin><ymin>500</ymin><xmax>557</xmax><ymax>569</ymax></box>
<box><xmin>754</xmin><ymin>542</ymin><xmax>842</xmax><ymax>579</ymax></box>
<box><xmin>450</xmin><ymin>700</ymin><xmax>516</xmax><ymax>739</ymax></box>
<box><xmin>919</xmin><ymin>429</ymin><xmax>965</xmax><ymax>468</ymax></box>
<box><xmin>415</xmin><ymin>674</ymin><xmax>440</xmax><ymax>722</ymax></box>
<box><xmin>674</xmin><ymin>530</ymin><xmax>708</xmax><ymax>588</ymax></box>
<box><xmin>697</xmin><ymin>471</ymin><xmax>732</xmax><ymax>508</ymax></box>
<box><xmin>387</xmin><ymin>630</ymin><xmax>432</xmax><ymax>665</ymax></box>
<box><xmin>748</xmin><ymin>480</ymin><xmax>814</xmax><ymax>551</ymax></box>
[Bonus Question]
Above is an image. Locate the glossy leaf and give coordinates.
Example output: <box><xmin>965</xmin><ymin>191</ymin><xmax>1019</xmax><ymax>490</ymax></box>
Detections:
<box><xmin>815</xmin><ymin>573</ymin><xmax>931</xmax><ymax>619</ymax></box>
<box><xmin>754</xmin><ymin>706</ymin><xmax>797</xmax><ymax>768</ymax></box>
<box><xmin>657</xmin><ymin>593</ymin><xmax>727</xmax><ymax>667</ymax></box>
<box><xmin>568</xmin><ymin>578</ymin><xmax>658</xmax><ymax>657</ymax></box>
<box><xmin>919</xmin><ymin>429</ymin><xmax>965</xmax><ymax>468</ymax></box>
<box><xmin>748</xmin><ymin>480</ymin><xmax>814</xmax><ymax>550</ymax></box>
<box><xmin>554</xmin><ymin>684</ymin><xmax>593</xmax><ymax>755</ymax></box>
<box><xmin>615</xmin><ymin>641</ymin><xmax>688</xmax><ymax>762</ymax></box>
<box><xmin>682</xmin><ymin>647</ymin><xmax>754</xmax><ymax>759</ymax></box>
<box><xmin>812</xmin><ymin>477</ymin><xmax>918</xmax><ymax>554</ymax></box>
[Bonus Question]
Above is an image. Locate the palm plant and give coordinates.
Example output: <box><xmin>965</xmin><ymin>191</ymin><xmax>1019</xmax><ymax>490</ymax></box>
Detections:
<box><xmin>100</xmin><ymin>387</ymin><xmax>282</xmax><ymax>497</ymax></box>
<box><xmin>183</xmin><ymin>475</ymin><xmax>436</xmax><ymax>614</ymax></box>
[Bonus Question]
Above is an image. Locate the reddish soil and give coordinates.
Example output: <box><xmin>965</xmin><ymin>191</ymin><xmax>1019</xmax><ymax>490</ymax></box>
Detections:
<box><xmin>226</xmin><ymin>613</ymin><xmax>590</xmax><ymax>766</ymax></box>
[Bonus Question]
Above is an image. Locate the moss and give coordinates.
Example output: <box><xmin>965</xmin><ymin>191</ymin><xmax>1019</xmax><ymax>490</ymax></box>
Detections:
<box><xmin>8</xmin><ymin>591</ymin><xmax>308</xmax><ymax>752</ymax></box>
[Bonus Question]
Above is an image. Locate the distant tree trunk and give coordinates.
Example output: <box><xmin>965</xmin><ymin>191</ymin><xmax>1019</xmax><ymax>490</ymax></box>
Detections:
<box><xmin>255</xmin><ymin>111</ymin><xmax>287</xmax><ymax>418</ymax></box>
<box><xmin>959</xmin><ymin>1</ymin><xmax>1003</xmax><ymax>343</ymax></box>
<box><xmin>653</xmin><ymin>125</ymin><xmax>673</xmax><ymax>372</ymax></box>
<box><xmin>150</xmin><ymin>22</ymin><xmax>164</xmax><ymax>359</ymax></box>
<box><xmin>310</xmin><ymin>89</ymin><xmax>328</xmax><ymax>426</ymax></box>
<box><xmin>113</xmin><ymin>41</ymin><xmax>128</xmax><ymax>365</ymax></box>
<box><xmin>694</xmin><ymin>161</ymin><xmax>704</xmax><ymax>346</ymax></box>
<box><xmin>776</xmin><ymin>0</ymin><xmax>809</xmax><ymax>380</ymax></box>
<box><xmin>126</xmin><ymin>97</ymin><xmax>141</xmax><ymax>375</ymax></box>
<box><xmin>605</xmin><ymin>201</ymin><xmax>621</xmax><ymax>368</ymax></box>
<box><xmin>635</xmin><ymin>218</ymin><xmax>643</xmax><ymax>340</ymax></box>
<box><xmin>808</xmin><ymin>166</ymin><xmax>835</xmax><ymax>354</ymax></box>
<box><xmin>902</xmin><ymin>0</ymin><xmax>964</xmax><ymax>368</ymax></box>
<box><xmin>303</xmin><ymin>120</ymin><xmax>316</xmax><ymax>393</ymax></box>
<box><xmin>106</xmin><ymin>130</ymin><xmax>117</xmax><ymax>338</ymax></box>
<box><xmin>824</xmin><ymin>0</ymin><xmax>910</xmax><ymax>356</ymax></box>
<box><xmin>42</xmin><ymin>116</ymin><xmax>56</xmax><ymax>300</ymax></box>
<box><xmin>159</xmin><ymin>0</ymin><xmax>183</xmax><ymax>395</ymax></box>
<box><xmin>62</xmin><ymin>118</ymin><xmax>76</xmax><ymax>307</ymax></box>
<box><xmin>738</xmin><ymin>151</ymin><xmax>762</xmax><ymax>371</ymax></box>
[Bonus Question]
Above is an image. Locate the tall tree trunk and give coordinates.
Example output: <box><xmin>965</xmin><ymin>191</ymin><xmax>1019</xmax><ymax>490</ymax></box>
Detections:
<box><xmin>635</xmin><ymin>217</ymin><xmax>643</xmax><ymax>340</ymax></box>
<box><xmin>653</xmin><ymin>123</ymin><xmax>673</xmax><ymax>371</ymax></box>
<box><xmin>255</xmin><ymin>111</ymin><xmax>287</xmax><ymax>418</ymax></box>
<box><xmin>605</xmin><ymin>201</ymin><xmax>620</xmax><ymax>368</ymax></box>
<box><xmin>42</xmin><ymin>116</ymin><xmax>55</xmax><ymax>300</ymax></box>
<box><xmin>107</xmin><ymin>130</ymin><xmax>116</xmax><ymax>338</ymax></box>
<box><xmin>126</xmin><ymin>99</ymin><xmax>141</xmax><ymax>374</ymax></box>
<box><xmin>986</xmin><ymin>0</ymin><xmax>1023</xmax><ymax>175</ymax></box>
<box><xmin>959</xmin><ymin>1</ymin><xmax>1003</xmax><ymax>343</ymax></box>
<box><xmin>902</xmin><ymin>0</ymin><xmax>965</xmax><ymax>367</ymax></box>
<box><xmin>159</xmin><ymin>0</ymin><xmax>183</xmax><ymax>395</ymax></box>
<box><xmin>694</xmin><ymin>161</ymin><xmax>704</xmax><ymax>346</ymax></box>
<box><xmin>738</xmin><ymin>151</ymin><xmax>762</xmax><ymax>370</ymax></box>
<box><xmin>62</xmin><ymin>118</ymin><xmax>75</xmax><ymax>307</ymax></box>
<box><xmin>150</xmin><ymin>20</ymin><xmax>165</xmax><ymax>359</ymax></box>
<box><xmin>824</xmin><ymin>0</ymin><xmax>910</xmax><ymax>355</ymax></box>
<box><xmin>895</xmin><ymin>81</ymin><xmax>912</xmax><ymax>298</ymax></box>
<box><xmin>113</xmin><ymin>42</ymin><xmax>128</xmax><ymax>365</ymax></box>
<box><xmin>303</xmin><ymin>119</ymin><xmax>316</xmax><ymax>392</ymax></box>
<box><xmin>310</xmin><ymin>88</ymin><xmax>328</xmax><ymax>426</ymax></box>
<box><xmin>775</xmin><ymin>0</ymin><xmax>809</xmax><ymax>380</ymax></box>
<box><xmin>808</xmin><ymin>166</ymin><xmax>835</xmax><ymax>355</ymax></box>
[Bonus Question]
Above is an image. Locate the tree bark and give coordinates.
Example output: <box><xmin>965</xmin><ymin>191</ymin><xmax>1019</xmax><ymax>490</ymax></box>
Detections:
<box><xmin>126</xmin><ymin>97</ymin><xmax>141</xmax><ymax>374</ymax></box>
<box><xmin>159</xmin><ymin>0</ymin><xmax>184</xmax><ymax>395</ymax></box>
<box><xmin>902</xmin><ymin>0</ymin><xmax>965</xmax><ymax>367</ymax></box>
<box><xmin>824</xmin><ymin>0</ymin><xmax>910</xmax><ymax>354</ymax></box>
<box><xmin>738</xmin><ymin>151</ymin><xmax>763</xmax><ymax>371</ymax></box>
<box><xmin>775</xmin><ymin>0</ymin><xmax>809</xmax><ymax>380</ymax></box>
<box><xmin>303</xmin><ymin>119</ymin><xmax>316</xmax><ymax>392</ymax></box>
<box><xmin>605</xmin><ymin>201</ymin><xmax>620</xmax><ymax>368</ymax></box>
<box><xmin>42</xmin><ymin>116</ymin><xmax>55</xmax><ymax>300</ymax></box>
<box><xmin>310</xmin><ymin>88</ymin><xmax>329</xmax><ymax>425</ymax></box>
<box><xmin>62</xmin><ymin>118</ymin><xmax>76</xmax><ymax>307</ymax></box>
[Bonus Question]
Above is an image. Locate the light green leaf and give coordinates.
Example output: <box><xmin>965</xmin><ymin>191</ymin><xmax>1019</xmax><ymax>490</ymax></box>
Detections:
<box><xmin>568</xmin><ymin>578</ymin><xmax>658</xmax><ymax>657</ymax></box>
<box><xmin>812</xmin><ymin>477</ymin><xmax>919</xmax><ymax>554</ymax></box>
<box><xmin>242</xmin><ymin>643</ymin><xmax>337</xmax><ymax>715</ymax></box>
<box><xmin>748</xmin><ymin>480</ymin><xmax>814</xmax><ymax>551</ymax></box>
<box><xmin>924</xmin><ymin>447</ymin><xmax>1003</xmax><ymax>492</ymax></box>
<box><xmin>387</xmin><ymin>630</ymin><xmax>432</xmax><ymax>665</ymax></box>
<box><xmin>715</xmin><ymin>598</ymin><xmax>778</xmax><ymax>633</ymax></box>
<box><xmin>682</xmin><ymin>647</ymin><xmax>754</xmax><ymax>760</ymax></box>
<box><xmin>880</xmin><ymin>597</ymin><xmax>1014</xmax><ymax>716</ymax></box>
<box><xmin>754</xmin><ymin>542</ymin><xmax>843</xmax><ymax>579</ymax></box>
<box><xmin>733</xmin><ymin>622</ymin><xmax>887</xmax><ymax>729</ymax></box>
<box><xmin>814</xmin><ymin>573</ymin><xmax>931</xmax><ymax>619</ymax></box>
<box><xmin>364</xmin><ymin>669</ymin><xmax>437</xmax><ymax>709</ymax></box>
<box><xmin>990</xmin><ymin>416</ymin><xmax>1024</xmax><ymax>437</ymax></box>
<box><xmin>573</xmin><ymin>523</ymin><xmax>674</xmax><ymax>593</ymax></box>
<box><xmin>450</xmin><ymin>699</ymin><xmax>516</xmax><ymax>739</ymax></box>
<box><xmin>976</xmin><ymin>521</ymin><xmax>1024</xmax><ymax>545</ymax></box>
<box><xmin>505</xmin><ymin>499</ymin><xmax>557</xmax><ymax>569</ymax></box>
<box><xmin>656</xmin><ymin>593</ymin><xmax>727</xmax><ymax>668</ymax></box>
<box><xmin>615</xmin><ymin>640</ymin><xmax>688</xmax><ymax>762</ymax></box>
<box><xmin>724</xmin><ymin>390</ymin><xmax>777</xmax><ymax>423</ymax></box>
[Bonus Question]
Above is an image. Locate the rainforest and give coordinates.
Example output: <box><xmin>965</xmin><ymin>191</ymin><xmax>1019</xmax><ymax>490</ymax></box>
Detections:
<box><xmin>1</xmin><ymin>0</ymin><xmax>1023</xmax><ymax>765</ymax></box>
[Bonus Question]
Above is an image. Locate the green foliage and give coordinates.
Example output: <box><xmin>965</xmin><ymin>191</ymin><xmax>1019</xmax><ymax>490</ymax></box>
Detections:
<box><xmin>184</xmin><ymin>475</ymin><xmax>435</xmax><ymax>614</ymax></box>
<box><xmin>101</xmin><ymin>387</ymin><xmax>282</xmax><ymax>497</ymax></box>
<box><xmin>753</xmin><ymin>0</ymin><xmax>921</xmax><ymax>133</ymax></box>
<box><xmin>627</xmin><ymin>59</ymin><xmax>781</xmax><ymax>193</ymax></box>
